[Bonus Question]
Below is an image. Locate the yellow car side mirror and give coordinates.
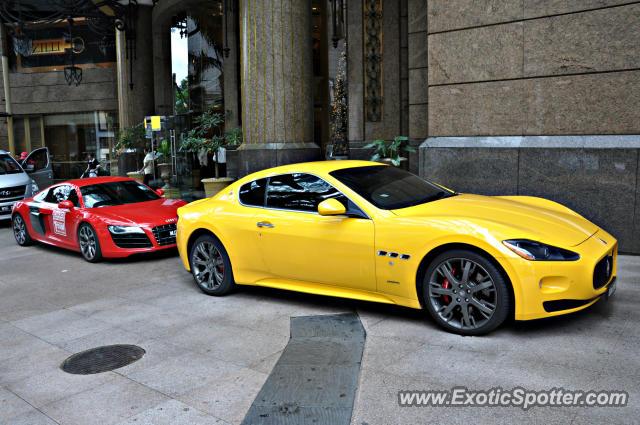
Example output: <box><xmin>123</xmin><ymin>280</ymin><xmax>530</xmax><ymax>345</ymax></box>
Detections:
<box><xmin>318</xmin><ymin>198</ymin><xmax>346</xmax><ymax>216</ymax></box>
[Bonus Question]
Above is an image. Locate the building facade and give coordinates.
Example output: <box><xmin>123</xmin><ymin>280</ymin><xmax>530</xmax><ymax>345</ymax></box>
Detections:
<box><xmin>1</xmin><ymin>0</ymin><xmax>639</xmax><ymax>251</ymax></box>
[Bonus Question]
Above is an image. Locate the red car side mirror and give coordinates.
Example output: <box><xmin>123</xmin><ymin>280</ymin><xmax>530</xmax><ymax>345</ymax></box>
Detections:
<box><xmin>156</xmin><ymin>189</ymin><xmax>165</xmax><ymax>197</ymax></box>
<box><xmin>58</xmin><ymin>200</ymin><xmax>74</xmax><ymax>210</ymax></box>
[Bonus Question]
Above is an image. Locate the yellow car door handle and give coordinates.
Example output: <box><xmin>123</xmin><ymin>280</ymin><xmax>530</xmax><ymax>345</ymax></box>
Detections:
<box><xmin>257</xmin><ymin>221</ymin><xmax>274</xmax><ymax>228</ymax></box>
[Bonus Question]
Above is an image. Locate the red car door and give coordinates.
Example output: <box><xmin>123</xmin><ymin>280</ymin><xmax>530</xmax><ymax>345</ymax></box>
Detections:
<box><xmin>26</xmin><ymin>198</ymin><xmax>53</xmax><ymax>240</ymax></box>
<box><xmin>46</xmin><ymin>185</ymin><xmax>83</xmax><ymax>248</ymax></box>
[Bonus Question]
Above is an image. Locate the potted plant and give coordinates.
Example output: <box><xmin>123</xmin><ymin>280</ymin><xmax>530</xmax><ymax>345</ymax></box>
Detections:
<box><xmin>156</xmin><ymin>139</ymin><xmax>173</xmax><ymax>189</ymax></box>
<box><xmin>224</xmin><ymin>127</ymin><xmax>242</xmax><ymax>149</ymax></box>
<box><xmin>115</xmin><ymin>123</ymin><xmax>146</xmax><ymax>180</ymax></box>
<box><xmin>180</xmin><ymin>108</ymin><xmax>234</xmax><ymax>198</ymax></box>
<box><xmin>364</xmin><ymin>136</ymin><xmax>416</xmax><ymax>166</ymax></box>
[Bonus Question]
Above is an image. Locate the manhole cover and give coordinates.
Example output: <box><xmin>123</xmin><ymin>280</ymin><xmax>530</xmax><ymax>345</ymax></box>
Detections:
<box><xmin>60</xmin><ymin>344</ymin><xmax>145</xmax><ymax>375</ymax></box>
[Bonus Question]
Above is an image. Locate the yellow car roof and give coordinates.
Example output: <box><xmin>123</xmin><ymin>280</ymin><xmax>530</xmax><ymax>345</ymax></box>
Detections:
<box><xmin>246</xmin><ymin>160</ymin><xmax>381</xmax><ymax>179</ymax></box>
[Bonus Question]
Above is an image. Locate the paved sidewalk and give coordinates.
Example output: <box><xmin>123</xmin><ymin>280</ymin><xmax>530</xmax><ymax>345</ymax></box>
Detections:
<box><xmin>0</xmin><ymin>221</ymin><xmax>638</xmax><ymax>424</ymax></box>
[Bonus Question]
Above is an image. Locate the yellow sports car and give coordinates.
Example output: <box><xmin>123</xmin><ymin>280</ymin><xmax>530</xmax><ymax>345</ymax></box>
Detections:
<box><xmin>176</xmin><ymin>161</ymin><xmax>617</xmax><ymax>335</ymax></box>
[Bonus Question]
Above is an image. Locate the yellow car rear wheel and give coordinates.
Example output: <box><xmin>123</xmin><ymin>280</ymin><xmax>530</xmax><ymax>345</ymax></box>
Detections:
<box><xmin>189</xmin><ymin>234</ymin><xmax>236</xmax><ymax>296</ymax></box>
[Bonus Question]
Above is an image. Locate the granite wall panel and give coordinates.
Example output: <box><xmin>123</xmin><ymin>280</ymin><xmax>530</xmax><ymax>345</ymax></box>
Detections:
<box><xmin>523</xmin><ymin>0</ymin><xmax>631</xmax><ymax>19</ymax></box>
<box><xmin>525</xmin><ymin>71</ymin><xmax>640</xmax><ymax>135</ymax></box>
<box><xmin>428</xmin><ymin>0</ymin><xmax>522</xmax><ymax>33</ymax></box>
<box><xmin>429</xmin><ymin>22</ymin><xmax>523</xmax><ymax>85</ymax></box>
<box><xmin>409</xmin><ymin>103</ymin><xmax>428</xmax><ymax>140</ymax></box>
<box><xmin>408</xmin><ymin>32</ymin><xmax>428</xmax><ymax>69</ymax></box>
<box><xmin>421</xmin><ymin>147</ymin><xmax>519</xmax><ymax>195</ymax></box>
<box><xmin>407</xmin><ymin>0</ymin><xmax>428</xmax><ymax>33</ymax></box>
<box><xmin>429</xmin><ymin>80</ymin><xmax>525</xmax><ymax>136</ymax></box>
<box><xmin>518</xmin><ymin>148</ymin><xmax>638</xmax><ymax>252</ymax></box>
<box><xmin>524</xmin><ymin>4</ymin><xmax>640</xmax><ymax>77</ymax></box>
<box><xmin>408</xmin><ymin>68</ymin><xmax>428</xmax><ymax>104</ymax></box>
<box><xmin>419</xmin><ymin>139</ymin><xmax>640</xmax><ymax>253</ymax></box>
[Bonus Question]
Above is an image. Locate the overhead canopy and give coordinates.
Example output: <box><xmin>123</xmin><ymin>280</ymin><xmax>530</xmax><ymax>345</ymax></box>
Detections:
<box><xmin>0</xmin><ymin>0</ymin><xmax>149</xmax><ymax>28</ymax></box>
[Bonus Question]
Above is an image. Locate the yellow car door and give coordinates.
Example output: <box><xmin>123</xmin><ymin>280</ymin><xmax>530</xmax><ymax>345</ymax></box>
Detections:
<box><xmin>255</xmin><ymin>173</ymin><xmax>376</xmax><ymax>291</ymax></box>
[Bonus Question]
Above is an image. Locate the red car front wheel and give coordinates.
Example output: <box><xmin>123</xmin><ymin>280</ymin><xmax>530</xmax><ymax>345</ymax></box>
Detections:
<box><xmin>78</xmin><ymin>223</ymin><xmax>103</xmax><ymax>263</ymax></box>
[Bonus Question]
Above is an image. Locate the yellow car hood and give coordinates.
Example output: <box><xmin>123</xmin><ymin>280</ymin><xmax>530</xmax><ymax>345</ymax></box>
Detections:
<box><xmin>392</xmin><ymin>194</ymin><xmax>598</xmax><ymax>247</ymax></box>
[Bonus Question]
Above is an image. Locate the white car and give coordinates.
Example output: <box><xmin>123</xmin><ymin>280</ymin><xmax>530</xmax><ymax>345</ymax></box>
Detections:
<box><xmin>0</xmin><ymin>148</ymin><xmax>52</xmax><ymax>220</ymax></box>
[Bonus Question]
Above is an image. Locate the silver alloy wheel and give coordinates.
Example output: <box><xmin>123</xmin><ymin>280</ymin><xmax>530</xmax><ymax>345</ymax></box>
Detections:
<box><xmin>13</xmin><ymin>215</ymin><xmax>26</xmax><ymax>244</ymax></box>
<box><xmin>79</xmin><ymin>225</ymin><xmax>97</xmax><ymax>260</ymax></box>
<box><xmin>427</xmin><ymin>257</ymin><xmax>497</xmax><ymax>331</ymax></box>
<box><xmin>192</xmin><ymin>241</ymin><xmax>225</xmax><ymax>290</ymax></box>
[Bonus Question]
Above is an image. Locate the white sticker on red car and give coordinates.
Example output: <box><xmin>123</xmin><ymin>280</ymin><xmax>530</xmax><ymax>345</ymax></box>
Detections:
<box><xmin>53</xmin><ymin>209</ymin><xmax>67</xmax><ymax>236</ymax></box>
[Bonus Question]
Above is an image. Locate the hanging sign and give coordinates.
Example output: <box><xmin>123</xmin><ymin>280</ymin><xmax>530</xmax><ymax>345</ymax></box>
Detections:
<box><xmin>13</xmin><ymin>21</ymin><xmax>116</xmax><ymax>72</ymax></box>
<box><xmin>144</xmin><ymin>116</ymin><xmax>166</xmax><ymax>132</ymax></box>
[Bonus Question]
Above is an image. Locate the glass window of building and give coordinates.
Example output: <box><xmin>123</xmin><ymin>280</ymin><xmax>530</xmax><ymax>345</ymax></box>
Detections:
<box><xmin>43</xmin><ymin>111</ymin><xmax>118</xmax><ymax>181</ymax></box>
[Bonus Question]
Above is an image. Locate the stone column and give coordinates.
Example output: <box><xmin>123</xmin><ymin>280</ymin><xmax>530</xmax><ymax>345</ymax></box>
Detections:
<box><xmin>116</xmin><ymin>29</ymin><xmax>133</xmax><ymax>130</ymax></box>
<box><xmin>223</xmin><ymin>4</ymin><xmax>240</xmax><ymax>128</ymax></box>
<box><xmin>116</xmin><ymin>6</ymin><xmax>155</xmax><ymax>128</ymax></box>
<box><xmin>237</xmin><ymin>0</ymin><xmax>320</xmax><ymax>176</ymax></box>
<box><xmin>0</xmin><ymin>25</ymin><xmax>15</xmax><ymax>155</ymax></box>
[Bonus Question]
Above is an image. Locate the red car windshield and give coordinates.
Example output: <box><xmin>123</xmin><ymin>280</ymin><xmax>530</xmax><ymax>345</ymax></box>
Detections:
<box><xmin>80</xmin><ymin>181</ymin><xmax>160</xmax><ymax>208</ymax></box>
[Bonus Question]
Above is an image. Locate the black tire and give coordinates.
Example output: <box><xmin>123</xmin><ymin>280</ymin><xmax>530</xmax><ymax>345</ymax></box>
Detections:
<box><xmin>78</xmin><ymin>223</ymin><xmax>103</xmax><ymax>263</ymax></box>
<box><xmin>189</xmin><ymin>234</ymin><xmax>235</xmax><ymax>295</ymax></box>
<box><xmin>422</xmin><ymin>249</ymin><xmax>510</xmax><ymax>335</ymax></box>
<box><xmin>12</xmin><ymin>213</ymin><xmax>33</xmax><ymax>246</ymax></box>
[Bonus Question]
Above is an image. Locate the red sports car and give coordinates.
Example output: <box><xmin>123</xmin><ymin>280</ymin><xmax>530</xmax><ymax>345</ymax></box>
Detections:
<box><xmin>11</xmin><ymin>177</ymin><xmax>187</xmax><ymax>262</ymax></box>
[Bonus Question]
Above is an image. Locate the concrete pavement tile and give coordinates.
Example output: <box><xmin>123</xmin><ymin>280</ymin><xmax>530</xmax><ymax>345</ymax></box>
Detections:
<box><xmin>364</xmin><ymin>311</ymin><xmax>448</xmax><ymax>342</ymax></box>
<box><xmin>472</xmin><ymin>356</ymin><xmax>601</xmax><ymax>391</ymax></box>
<box><xmin>360</xmin><ymin>335</ymin><xmax>424</xmax><ymax>371</ymax></box>
<box><xmin>0</xmin><ymin>387</ymin><xmax>34</xmax><ymax>421</ymax></box>
<box><xmin>355</xmin><ymin>308</ymin><xmax>392</xmax><ymax>334</ymax></box>
<box><xmin>3</xmin><ymin>408</ymin><xmax>59</xmax><ymax>425</ymax></box>
<box><xmin>385</xmin><ymin>343</ymin><xmax>507</xmax><ymax>387</ymax></box>
<box><xmin>492</xmin><ymin>330</ymin><xmax>625</xmax><ymax>373</ymax></box>
<box><xmin>118</xmin><ymin>283</ymin><xmax>185</xmax><ymax>302</ymax></box>
<box><xmin>572</xmin><ymin>413</ymin><xmax>636</xmax><ymax>425</ymax></box>
<box><xmin>0</xmin><ymin>344</ymin><xmax>71</xmax><ymax>387</ymax></box>
<box><xmin>40</xmin><ymin>376</ymin><xmax>170</xmax><ymax>425</ymax></box>
<box><xmin>67</xmin><ymin>295</ymin><xmax>128</xmax><ymax>317</ymax></box>
<box><xmin>156</xmin><ymin>321</ymin><xmax>288</xmax><ymax>368</ymax></box>
<box><xmin>0</xmin><ymin>323</ymin><xmax>53</xmax><ymax>362</ymax></box>
<box><xmin>125</xmin><ymin>351</ymin><xmax>246</xmax><ymax>398</ymax></box>
<box><xmin>111</xmin><ymin>308</ymin><xmax>196</xmax><ymax>340</ymax></box>
<box><xmin>7</xmin><ymin>367</ymin><xmax>117</xmax><ymax>408</ymax></box>
<box><xmin>86</xmin><ymin>299</ymin><xmax>167</xmax><ymax>327</ymax></box>
<box><xmin>234</xmin><ymin>286</ymin><xmax>357</xmax><ymax>317</ymax></box>
<box><xmin>367</xmin><ymin>313</ymin><xmax>518</xmax><ymax>356</ymax></box>
<box><xmin>247</xmin><ymin>349</ymin><xmax>283</xmax><ymax>374</ymax></box>
<box><xmin>0</xmin><ymin>290</ymin><xmax>61</xmax><ymax>322</ymax></box>
<box><xmin>178</xmin><ymin>367</ymin><xmax>268</xmax><ymax>424</ymax></box>
<box><xmin>351</xmin><ymin>368</ymin><xmax>579</xmax><ymax>425</ymax></box>
<box><xmin>115</xmin><ymin>399</ymin><xmax>231</xmax><ymax>425</ymax></box>
<box><xmin>61</xmin><ymin>326</ymin><xmax>145</xmax><ymax>354</ymax></box>
<box><xmin>141</xmin><ymin>290</ymin><xmax>221</xmax><ymax>314</ymax></box>
<box><xmin>114</xmin><ymin>338</ymin><xmax>192</xmax><ymax>376</ymax></box>
<box><xmin>573</xmin><ymin>370</ymin><xmax>640</xmax><ymax>422</ymax></box>
<box><xmin>10</xmin><ymin>309</ymin><xmax>112</xmax><ymax>346</ymax></box>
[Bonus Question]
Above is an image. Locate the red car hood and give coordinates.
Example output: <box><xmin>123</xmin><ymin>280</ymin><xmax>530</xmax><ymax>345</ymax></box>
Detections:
<box><xmin>90</xmin><ymin>198</ymin><xmax>186</xmax><ymax>227</ymax></box>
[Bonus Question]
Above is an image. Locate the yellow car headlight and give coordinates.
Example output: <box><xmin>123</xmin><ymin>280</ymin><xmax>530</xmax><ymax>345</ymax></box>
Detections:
<box><xmin>502</xmin><ymin>239</ymin><xmax>580</xmax><ymax>261</ymax></box>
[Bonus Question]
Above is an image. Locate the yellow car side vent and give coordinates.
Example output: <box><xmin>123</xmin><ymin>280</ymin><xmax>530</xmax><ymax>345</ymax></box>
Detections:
<box><xmin>377</xmin><ymin>251</ymin><xmax>411</xmax><ymax>260</ymax></box>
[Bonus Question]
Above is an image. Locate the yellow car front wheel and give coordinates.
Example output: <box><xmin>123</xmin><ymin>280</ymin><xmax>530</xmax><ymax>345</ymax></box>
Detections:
<box><xmin>423</xmin><ymin>249</ymin><xmax>511</xmax><ymax>335</ymax></box>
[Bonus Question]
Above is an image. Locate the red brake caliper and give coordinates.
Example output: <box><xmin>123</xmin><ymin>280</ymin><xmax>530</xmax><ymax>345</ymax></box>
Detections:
<box><xmin>442</xmin><ymin>267</ymin><xmax>455</xmax><ymax>303</ymax></box>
